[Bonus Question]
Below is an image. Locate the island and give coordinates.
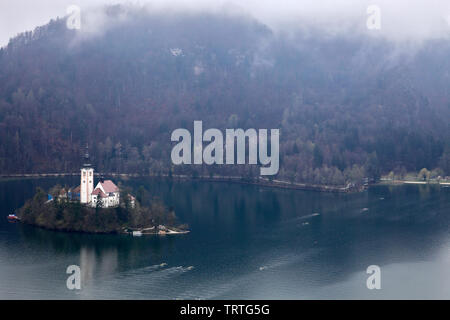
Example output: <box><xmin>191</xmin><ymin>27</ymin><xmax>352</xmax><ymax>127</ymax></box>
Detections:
<box><xmin>18</xmin><ymin>186</ymin><xmax>189</xmax><ymax>235</ymax></box>
<box><xmin>17</xmin><ymin>149</ymin><xmax>189</xmax><ymax>235</ymax></box>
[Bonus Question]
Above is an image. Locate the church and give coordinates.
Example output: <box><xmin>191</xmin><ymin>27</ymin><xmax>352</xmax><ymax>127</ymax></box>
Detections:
<box><xmin>72</xmin><ymin>147</ymin><xmax>122</xmax><ymax>208</ymax></box>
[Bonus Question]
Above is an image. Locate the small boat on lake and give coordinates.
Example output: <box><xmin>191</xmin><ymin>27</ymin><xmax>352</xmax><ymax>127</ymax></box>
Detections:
<box><xmin>7</xmin><ymin>214</ymin><xmax>20</xmax><ymax>222</ymax></box>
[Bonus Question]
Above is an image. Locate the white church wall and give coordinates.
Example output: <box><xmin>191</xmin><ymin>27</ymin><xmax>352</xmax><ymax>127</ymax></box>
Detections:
<box><xmin>80</xmin><ymin>167</ymin><xmax>94</xmax><ymax>204</ymax></box>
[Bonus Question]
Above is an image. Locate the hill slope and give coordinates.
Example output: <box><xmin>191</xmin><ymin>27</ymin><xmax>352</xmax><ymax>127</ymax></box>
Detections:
<box><xmin>0</xmin><ymin>5</ymin><xmax>449</xmax><ymax>185</ymax></box>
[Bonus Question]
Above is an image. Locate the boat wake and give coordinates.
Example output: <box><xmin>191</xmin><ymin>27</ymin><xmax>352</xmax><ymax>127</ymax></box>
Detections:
<box><xmin>80</xmin><ymin>263</ymin><xmax>196</xmax><ymax>299</ymax></box>
<box><xmin>301</xmin><ymin>213</ymin><xmax>320</xmax><ymax>219</ymax></box>
<box><xmin>286</xmin><ymin>213</ymin><xmax>321</xmax><ymax>223</ymax></box>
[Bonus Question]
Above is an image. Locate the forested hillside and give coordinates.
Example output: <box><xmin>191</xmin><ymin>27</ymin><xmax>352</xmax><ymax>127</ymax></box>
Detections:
<box><xmin>0</xmin><ymin>5</ymin><xmax>449</xmax><ymax>185</ymax></box>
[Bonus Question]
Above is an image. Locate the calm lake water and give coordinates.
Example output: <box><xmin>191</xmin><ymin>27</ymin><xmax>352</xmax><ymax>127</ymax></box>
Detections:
<box><xmin>0</xmin><ymin>177</ymin><xmax>449</xmax><ymax>299</ymax></box>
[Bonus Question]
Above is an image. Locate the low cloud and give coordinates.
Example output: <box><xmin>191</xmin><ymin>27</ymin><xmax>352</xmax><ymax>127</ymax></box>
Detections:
<box><xmin>2</xmin><ymin>0</ymin><xmax>450</xmax><ymax>47</ymax></box>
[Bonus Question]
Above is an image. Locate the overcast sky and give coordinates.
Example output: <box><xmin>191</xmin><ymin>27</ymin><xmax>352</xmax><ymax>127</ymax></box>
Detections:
<box><xmin>1</xmin><ymin>0</ymin><xmax>450</xmax><ymax>47</ymax></box>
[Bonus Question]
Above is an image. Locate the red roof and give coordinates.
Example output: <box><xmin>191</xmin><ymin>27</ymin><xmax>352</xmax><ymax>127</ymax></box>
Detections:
<box><xmin>100</xmin><ymin>180</ymin><xmax>119</xmax><ymax>193</ymax></box>
<box><xmin>92</xmin><ymin>188</ymin><xmax>107</xmax><ymax>198</ymax></box>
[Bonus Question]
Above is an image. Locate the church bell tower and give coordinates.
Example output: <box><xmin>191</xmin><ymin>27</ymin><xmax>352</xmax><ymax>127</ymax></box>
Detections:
<box><xmin>80</xmin><ymin>144</ymin><xmax>94</xmax><ymax>204</ymax></box>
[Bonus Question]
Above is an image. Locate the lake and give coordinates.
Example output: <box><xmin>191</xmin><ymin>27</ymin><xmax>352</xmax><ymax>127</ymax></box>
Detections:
<box><xmin>0</xmin><ymin>177</ymin><xmax>449</xmax><ymax>299</ymax></box>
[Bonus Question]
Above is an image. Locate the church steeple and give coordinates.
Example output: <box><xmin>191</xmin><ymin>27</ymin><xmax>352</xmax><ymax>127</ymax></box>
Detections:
<box><xmin>80</xmin><ymin>143</ymin><xmax>94</xmax><ymax>204</ymax></box>
<box><xmin>83</xmin><ymin>143</ymin><xmax>92</xmax><ymax>168</ymax></box>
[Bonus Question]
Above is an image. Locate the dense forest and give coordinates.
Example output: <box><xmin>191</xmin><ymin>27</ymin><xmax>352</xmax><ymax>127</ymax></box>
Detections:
<box><xmin>0</xmin><ymin>5</ymin><xmax>449</xmax><ymax>186</ymax></box>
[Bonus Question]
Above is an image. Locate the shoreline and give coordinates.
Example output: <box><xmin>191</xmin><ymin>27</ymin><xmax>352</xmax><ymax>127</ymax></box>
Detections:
<box><xmin>378</xmin><ymin>179</ymin><xmax>450</xmax><ymax>186</ymax></box>
<box><xmin>0</xmin><ymin>172</ymin><xmax>363</xmax><ymax>193</ymax></box>
<box><xmin>16</xmin><ymin>220</ymin><xmax>189</xmax><ymax>236</ymax></box>
<box><xmin>3</xmin><ymin>173</ymin><xmax>449</xmax><ymax>192</ymax></box>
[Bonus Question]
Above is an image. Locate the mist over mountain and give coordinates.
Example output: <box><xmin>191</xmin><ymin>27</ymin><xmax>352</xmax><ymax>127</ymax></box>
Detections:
<box><xmin>1</xmin><ymin>4</ymin><xmax>449</xmax><ymax>185</ymax></box>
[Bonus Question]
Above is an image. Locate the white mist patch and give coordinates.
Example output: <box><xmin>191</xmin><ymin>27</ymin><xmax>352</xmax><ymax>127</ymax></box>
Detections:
<box><xmin>4</xmin><ymin>0</ymin><xmax>450</xmax><ymax>47</ymax></box>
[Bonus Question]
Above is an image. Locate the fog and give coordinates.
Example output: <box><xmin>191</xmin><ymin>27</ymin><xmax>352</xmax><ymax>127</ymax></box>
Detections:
<box><xmin>1</xmin><ymin>0</ymin><xmax>450</xmax><ymax>47</ymax></box>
